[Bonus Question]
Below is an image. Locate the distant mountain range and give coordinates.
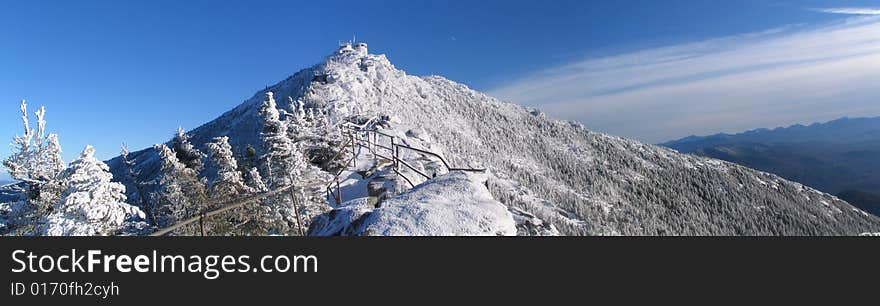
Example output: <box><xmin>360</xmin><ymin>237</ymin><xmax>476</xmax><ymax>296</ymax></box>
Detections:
<box><xmin>662</xmin><ymin>117</ymin><xmax>880</xmax><ymax>216</ymax></box>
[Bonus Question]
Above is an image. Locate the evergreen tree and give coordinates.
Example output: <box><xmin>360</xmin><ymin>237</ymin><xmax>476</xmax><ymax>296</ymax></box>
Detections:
<box><xmin>153</xmin><ymin>143</ymin><xmax>207</xmax><ymax>233</ymax></box>
<box><xmin>207</xmin><ymin>136</ymin><xmax>264</xmax><ymax>235</ymax></box>
<box><xmin>3</xmin><ymin>100</ymin><xmax>65</xmax><ymax>189</ymax></box>
<box><xmin>42</xmin><ymin>146</ymin><xmax>145</xmax><ymax>236</ymax></box>
<box><xmin>245</xmin><ymin>167</ymin><xmax>268</xmax><ymax>192</ymax></box>
<box><xmin>120</xmin><ymin>144</ymin><xmax>150</xmax><ymax>222</ymax></box>
<box><xmin>256</xmin><ymin>91</ymin><xmax>307</xmax><ymax>235</ymax></box>
<box><xmin>2</xmin><ymin>100</ymin><xmax>66</xmax><ymax>231</ymax></box>
<box><xmin>207</xmin><ymin>136</ymin><xmax>252</xmax><ymax>196</ymax></box>
<box><xmin>171</xmin><ymin>127</ymin><xmax>205</xmax><ymax>170</ymax></box>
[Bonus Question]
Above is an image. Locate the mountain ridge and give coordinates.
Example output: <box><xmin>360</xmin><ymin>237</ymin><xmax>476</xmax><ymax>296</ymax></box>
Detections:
<box><xmin>662</xmin><ymin>116</ymin><xmax>880</xmax><ymax>217</ymax></box>
<box><xmin>106</xmin><ymin>43</ymin><xmax>880</xmax><ymax>235</ymax></box>
<box><xmin>662</xmin><ymin>116</ymin><xmax>880</xmax><ymax>147</ymax></box>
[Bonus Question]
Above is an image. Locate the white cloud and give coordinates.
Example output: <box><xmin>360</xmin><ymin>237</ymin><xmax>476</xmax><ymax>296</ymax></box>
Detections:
<box><xmin>489</xmin><ymin>16</ymin><xmax>880</xmax><ymax>143</ymax></box>
<box><xmin>0</xmin><ymin>168</ymin><xmax>10</xmax><ymax>182</ymax></box>
<box><xmin>815</xmin><ymin>8</ymin><xmax>880</xmax><ymax>15</ymax></box>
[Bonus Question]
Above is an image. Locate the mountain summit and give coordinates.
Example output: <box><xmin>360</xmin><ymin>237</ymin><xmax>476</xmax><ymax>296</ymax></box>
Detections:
<box><xmin>109</xmin><ymin>43</ymin><xmax>880</xmax><ymax>235</ymax></box>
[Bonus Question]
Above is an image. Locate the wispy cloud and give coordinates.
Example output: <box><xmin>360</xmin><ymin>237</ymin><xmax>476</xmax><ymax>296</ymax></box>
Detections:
<box><xmin>489</xmin><ymin>17</ymin><xmax>880</xmax><ymax>143</ymax></box>
<box><xmin>815</xmin><ymin>8</ymin><xmax>880</xmax><ymax>15</ymax></box>
<box><xmin>0</xmin><ymin>168</ymin><xmax>10</xmax><ymax>182</ymax></box>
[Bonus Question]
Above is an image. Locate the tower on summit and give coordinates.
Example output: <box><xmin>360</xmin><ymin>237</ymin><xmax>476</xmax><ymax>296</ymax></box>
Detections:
<box><xmin>337</xmin><ymin>40</ymin><xmax>368</xmax><ymax>55</ymax></box>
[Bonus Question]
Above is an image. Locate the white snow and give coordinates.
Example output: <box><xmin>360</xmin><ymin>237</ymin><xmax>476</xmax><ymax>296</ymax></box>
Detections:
<box><xmin>310</xmin><ymin>171</ymin><xmax>516</xmax><ymax>236</ymax></box>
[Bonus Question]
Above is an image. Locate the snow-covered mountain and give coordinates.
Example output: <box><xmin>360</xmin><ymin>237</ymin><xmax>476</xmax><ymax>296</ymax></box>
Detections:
<box><xmin>108</xmin><ymin>43</ymin><xmax>880</xmax><ymax>235</ymax></box>
<box><xmin>661</xmin><ymin>117</ymin><xmax>880</xmax><ymax>217</ymax></box>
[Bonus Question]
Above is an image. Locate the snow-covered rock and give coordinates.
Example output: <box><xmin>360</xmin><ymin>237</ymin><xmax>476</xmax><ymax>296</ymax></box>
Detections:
<box><xmin>309</xmin><ymin>171</ymin><xmax>516</xmax><ymax>236</ymax></box>
<box><xmin>509</xmin><ymin>207</ymin><xmax>559</xmax><ymax>236</ymax></box>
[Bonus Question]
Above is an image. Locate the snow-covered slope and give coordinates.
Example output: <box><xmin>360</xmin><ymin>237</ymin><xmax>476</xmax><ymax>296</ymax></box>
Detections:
<box><xmin>309</xmin><ymin>171</ymin><xmax>516</xmax><ymax>236</ymax></box>
<box><xmin>108</xmin><ymin>43</ymin><xmax>880</xmax><ymax>235</ymax></box>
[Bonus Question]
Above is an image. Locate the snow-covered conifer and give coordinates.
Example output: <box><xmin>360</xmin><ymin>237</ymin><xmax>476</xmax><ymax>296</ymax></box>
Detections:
<box><xmin>207</xmin><ymin>136</ymin><xmax>253</xmax><ymax>196</ymax></box>
<box><xmin>41</xmin><ymin>134</ymin><xmax>64</xmax><ymax>178</ymax></box>
<box><xmin>171</xmin><ymin>127</ymin><xmax>206</xmax><ymax>170</ymax></box>
<box><xmin>245</xmin><ymin>167</ymin><xmax>268</xmax><ymax>192</ymax></box>
<box><xmin>259</xmin><ymin>92</ymin><xmax>304</xmax><ymax>187</ymax></box>
<box><xmin>3</xmin><ymin>100</ymin><xmax>64</xmax><ymax>185</ymax></box>
<box><xmin>153</xmin><ymin>143</ymin><xmax>207</xmax><ymax>231</ymax></box>
<box><xmin>307</xmin><ymin>108</ymin><xmax>316</xmax><ymax>123</ymax></box>
<box><xmin>42</xmin><ymin>146</ymin><xmax>145</xmax><ymax>236</ymax></box>
<box><xmin>120</xmin><ymin>143</ymin><xmax>149</xmax><ymax>221</ymax></box>
<box><xmin>290</xmin><ymin>97</ymin><xmax>306</xmax><ymax>125</ymax></box>
<box><xmin>256</xmin><ymin>91</ymin><xmax>309</xmax><ymax>234</ymax></box>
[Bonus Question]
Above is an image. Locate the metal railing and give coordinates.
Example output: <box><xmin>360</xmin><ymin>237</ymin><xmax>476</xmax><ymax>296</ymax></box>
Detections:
<box><xmin>325</xmin><ymin>124</ymin><xmax>486</xmax><ymax>206</ymax></box>
<box><xmin>149</xmin><ymin>184</ymin><xmax>302</xmax><ymax>236</ymax></box>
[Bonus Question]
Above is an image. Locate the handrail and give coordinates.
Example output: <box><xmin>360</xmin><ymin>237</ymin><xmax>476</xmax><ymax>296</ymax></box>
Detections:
<box><xmin>324</xmin><ymin>151</ymin><xmax>358</xmax><ymax>206</ymax></box>
<box><xmin>340</xmin><ymin>116</ymin><xmax>381</xmax><ymax>131</ymax></box>
<box><xmin>397</xmin><ymin>158</ymin><xmax>430</xmax><ymax>180</ymax></box>
<box><xmin>392</xmin><ymin>168</ymin><xmax>416</xmax><ymax>188</ymax></box>
<box><xmin>149</xmin><ymin>184</ymin><xmax>295</xmax><ymax>236</ymax></box>
<box><xmin>324</xmin><ymin>124</ymin><xmax>486</xmax><ymax>207</ymax></box>
<box><xmin>395</xmin><ymin>144</ymin><xmax>485</xmax><ymax>173</ymax></box>
<box><xmin>352</xmin><ymin>126</ymin><xmax>486</xmax><ymax>173</ymax></box>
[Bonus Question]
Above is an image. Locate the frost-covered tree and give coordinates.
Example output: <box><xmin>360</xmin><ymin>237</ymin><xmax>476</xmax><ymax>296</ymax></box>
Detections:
<box><xmin>245</xmin><ymin>167</ymin><xmax>268</xmax><ymax>192</ymax></box>
<box><xmin>255</xmin><ymin>91</ymin><xmax>308</xmax><ymax>235</ymax></box>
<box><xmin>41</xmin><ymin>134</ymin><xmax>65</xmax><ymax>178</ymax></box>
<box><xmin>42</xmin><ymin>146</ymin><xmax>145</xmax><ymax>236</ymax></box>
<box><xmin>207</xmin><ymin>136</ymin><xmax>253</xmax><ymax>196</ymax></box>
<box><xmin>2</xmin><ymin>100</ymin><xmax>66</xmax><ymax>231</ymax></box>
<box><xmin>237</xmin><ymin>143</ymin><xmax>267</xmax><ymax>195</ymax></box>
<box><xmin>307</xmin><ymin>108</ymin><xmax>316</xmax><ymax>122</ymax></box>
<box><xmin>290</xmin><ymin>97</ymin><xmax>307</xmax><ymax>126</ymax></box>
<box><xmin>171</xmin><ymin>127</ymin><xmax>205</xmax><ymax>171</ymax></box>
<box><xmin>259</xmin><ymin>92</ymin><xmax>301</xmax><ymax>186</ymax></box>
<box><xmin>152</xmin><ymin>143</ymin><xmax>207</xmax><ymax>233</ymax></box>
<box><xmin>120</xmin><ymin>143</ymin><xmax>150</xmax><ymax>221</ymax></box>
<box><xmin>3</xmin><ymin>100</ymin><xmax>65</xmax><ymax>188</ymax></box>
<box><xmin>204</xmin><ymin>136</ymin><xmax>254</xmax><ymax>234</ymax></box>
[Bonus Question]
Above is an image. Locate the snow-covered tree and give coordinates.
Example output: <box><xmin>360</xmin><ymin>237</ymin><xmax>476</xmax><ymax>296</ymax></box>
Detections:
<box><xmin>207</xmin><ymin>136</ymin><xmax>253</xmax><ymax>196</ymax></box>
<box><xmin>152</xmin><ymin>143</ymin><xmax>207</xmax><ymax>232</ymax></box>
<box><xmin>42</xmin><ymin>146</ymin><xmax>145</xmax><ymax>236</ymax></box>
<box><xmin>307</xmin><ymin>108</ymin><xmax>316</xmax><ymax>122</ymax></box>
<box><xmin>255</xmin><ymin>91</ymin><xmax>308</xmax><ymax>235</ymax></box>
<box><xmin>120</xmin><ymin>143</ymin><xmax>149</xmax><ymax>221</ymax></box>
<box><xmin>2</xmin><ymin>100</ymin><xmax>66</xmax><ymax>229</ymax></box>
<box><xmin>259</xmin><ymin>92</ymin><xmax>304</xmax><ymax>187</ymax></box>
<box><xmin>41</xmin><ymin>134</ymin><xmax>65</xmax><ymax>178</ymax></box>
<box><xmin>245</xmin><ymin>167</ymin><xmax>268</xmax><ymax>192</ymax></box>
<box><xmin>171</xmin><ymin>127</ymin><xmax>205</xmax><ymax>170</ymax></box>
<box><xmin>3</xmin><ymin>100</ymin><xmax>65</xmax><ymax>187</ymax></box>
<box><xmin>290</xmin><ymin>97</ymin><xmax>307</xmax><ymax>126</ymax></box>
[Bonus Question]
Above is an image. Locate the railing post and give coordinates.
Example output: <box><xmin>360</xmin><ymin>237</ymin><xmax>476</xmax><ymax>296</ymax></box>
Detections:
<box><xmin>351</xmin><ymin>133</ymin><xmax>356</xmax><ymax>168</ymax></box>
<box><xmin>288</xmin><ymin>184</ymin><xmax>305</xmax><ymax>236</ymax></box>
<box><xmin>199</xmin><ymin>214</ymin><xmax>206</xmax><ymax>236</ymax></box>
<box><xmin>391</xmin><ymin>137</ymin><xmax>397</xmax><ymax>170</ymax></box>
<box><xmin>336</xmin><ymin>177</ymin><xmax>342</xmax><ymax>205</ymax></box>
<box><xmin>396</xmin><ymin>146</ymin><xmax>401</xmax><ymax>170</ymax></box>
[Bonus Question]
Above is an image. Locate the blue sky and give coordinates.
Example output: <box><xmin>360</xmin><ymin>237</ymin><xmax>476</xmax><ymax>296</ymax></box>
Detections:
<box><xmin>2</xmin><ymin>0</ymin><xmax>880</xmax><ymax>181</ymax></box>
